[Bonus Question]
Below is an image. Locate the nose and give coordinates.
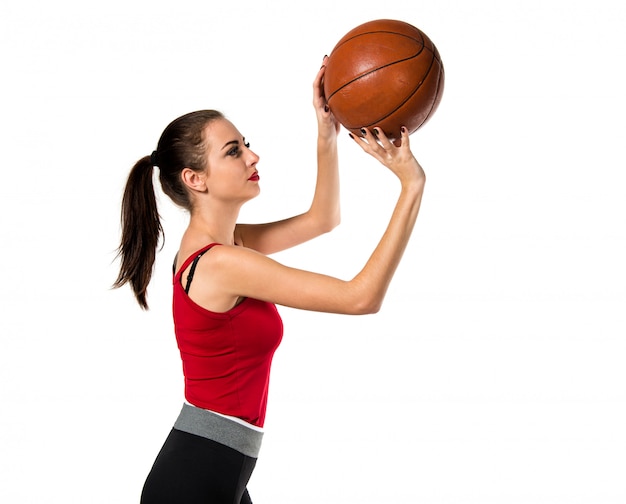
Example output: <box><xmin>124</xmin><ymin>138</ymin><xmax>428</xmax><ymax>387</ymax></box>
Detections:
<box><xmin>246</xmin><ymin>146</ymin><xmax>259</xmax><ymax>166</ymax></box>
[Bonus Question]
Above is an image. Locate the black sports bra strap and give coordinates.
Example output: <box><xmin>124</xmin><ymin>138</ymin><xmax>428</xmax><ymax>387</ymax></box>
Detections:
<box><xmin>184</xmin><ymin>251</ymin><xmax>208</xmax><ymax>294</ymax></box>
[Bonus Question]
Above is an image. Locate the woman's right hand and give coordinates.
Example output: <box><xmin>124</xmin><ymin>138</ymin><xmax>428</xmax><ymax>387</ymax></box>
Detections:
<box><xmin>313</xmin><ymin>56</ymin><xmax>341</xmax><ymax>139</ymax></box>
<box><xmin>350</xmin><ymin>126</ymin><xmax>426</xmax><ymax>190</ymax></box>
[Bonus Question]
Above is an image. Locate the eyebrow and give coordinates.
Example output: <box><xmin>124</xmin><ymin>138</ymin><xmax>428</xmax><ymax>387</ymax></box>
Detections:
<box><xmin>221</xmin><ymin>138</ymin><xmax>246</xmax><ymax>151</ymax></box>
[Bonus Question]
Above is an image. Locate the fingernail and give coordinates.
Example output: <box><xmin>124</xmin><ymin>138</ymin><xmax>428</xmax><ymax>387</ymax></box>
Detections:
<box><xmin>348</xmin><ymin>133</ymin><xmax>354</xmax><ymax>139</ymax></box>
<box><xmin>360</xmin><ymin>128</ymin><xmax>367</xmax><ymax>136</ymax></box>
<box><xmin>324</xmin><ymin>105</ymin><xmax>329</xmax><ymax>113</ymax></box>
<box><xmin>401</xmin><ymin>126</ymin><xmax>407</xmax><ymax>133</ymax></box>
<box><xmin>372</xmin><ymin>128</ymin><xmax>379</xmax><ymax>136</ymax></box>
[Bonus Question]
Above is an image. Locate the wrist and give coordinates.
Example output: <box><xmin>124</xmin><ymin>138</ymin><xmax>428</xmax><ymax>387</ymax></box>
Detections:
<box><xmin>400</xmin><ymin>174</ymin><xmax>426</xmax><ymax>195</ymax></box>
<box><xmin>317</xmin><ymin>132</ymin><xmax>338</xmax><ymax>146</ymax></box>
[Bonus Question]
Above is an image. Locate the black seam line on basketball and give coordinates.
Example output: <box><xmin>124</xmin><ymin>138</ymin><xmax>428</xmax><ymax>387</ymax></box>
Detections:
<box><xmin>326</xmin><ymin>28</ymin><xmax>429</xmax><ymax>102</ymax></box>
<box><xmin>335</xmin><ymin>29</ymin><xmax>425</xmax><ymax>51</ymax></box>
<box><xmin>409</xmin><ymin>60</ymin><xmax>444</xmax><ymax>132</ymax></box>
<box><xmin>335</xmin><ymin>29</ymin><xmax>442</xmax><ymax>66</ymax></box>
<box><xmin>332</xmin><ymin>29</ymin><xmax>442</xmax><ymax>66</ymax></box>
<box><xmin>333</xmin><ymin>29</ymin><xmax>443</xmax><ymax>64</ymax></box>
<box><xmin>326</xmin><ymin>47</ymin><xmax>427</xmax><ymax>103</ymax></box>
<box><xmin>418</xmin><ymin>66</ymin><xmax>444</xmax><ymax>129</ymax></box>
<box><xmin>347</xmin><ymin>51</ymin><xmax>437</xmax><ymax>130</ymax></box>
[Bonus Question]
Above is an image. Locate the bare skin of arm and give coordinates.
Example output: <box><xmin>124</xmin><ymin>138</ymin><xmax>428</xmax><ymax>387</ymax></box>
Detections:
<box><xmin>234</xmin><ymin>57</ymin><xmax>341</xmax><ymax>255</ymax></box>
<box><xmin>188</xmin><ymin>126</ymin><xmax>425</xmax><ymax>315</ymax></box>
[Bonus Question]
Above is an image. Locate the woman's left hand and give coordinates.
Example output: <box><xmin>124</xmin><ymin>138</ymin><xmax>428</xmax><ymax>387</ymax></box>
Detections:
<box><xmin>313</xmin><ymin>56</ymin><xmax>340</xmax><ymax>139</ymax></box>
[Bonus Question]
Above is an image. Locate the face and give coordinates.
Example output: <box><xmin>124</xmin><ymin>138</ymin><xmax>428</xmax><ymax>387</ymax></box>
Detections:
<box><xmin>202</xmin><ymin>119</ymin><xmax>261</xmax><ymax>203</ymax></box>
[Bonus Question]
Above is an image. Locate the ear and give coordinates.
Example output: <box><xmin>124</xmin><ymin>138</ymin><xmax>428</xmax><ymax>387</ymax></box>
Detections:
<box><xmin>181</xmin><ymin>167</ymin><xmax>208</xmax><ymax>193</ymax></box>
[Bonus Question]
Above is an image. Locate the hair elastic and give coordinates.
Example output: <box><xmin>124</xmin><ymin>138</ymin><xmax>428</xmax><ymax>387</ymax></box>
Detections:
<box><xmin>150</xmin><ymin>150</ymin><xmax>158</xmax><ymax>166</ymax></box>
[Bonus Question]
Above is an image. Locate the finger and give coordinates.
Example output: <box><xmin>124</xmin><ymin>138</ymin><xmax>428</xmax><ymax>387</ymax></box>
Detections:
<box><xmin>351</xmin><ymin>129</ymin><xmax>384</xmax><ymax>158</ymax></box>
<box><xmin>349</xmin><ymin>131</ymin><xmax>373</xmax><ymax>151</ymax></box>
<box><xmin>398</xmin><ymin>126</ymin><xmax>409</xmax><ymax>148</ymax></box>
<box><xmin>313</xmin><ymin>62</ymin><xmax>329</xmax><ymax>110</ymax></box>
<box><xmin>372</xmin><ymin>127</ymin><xmax>394</xmax><ymax>149</ymax></box>
<box><xmin>313</xmin><ymin>67</ymin><xmax>324</xmax><ymax>92</ymax></box>
<box><xmin>359</xmin><ymin>128</ymin><xmax>381</xmax><ymax>148</ymax></box>
<box><xmin>313</xmin><ymin>55</ymin><xmax>328</xmax><ymax>87</ymax></box>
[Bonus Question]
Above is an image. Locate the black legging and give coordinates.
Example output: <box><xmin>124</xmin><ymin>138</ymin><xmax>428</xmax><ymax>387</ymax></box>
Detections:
<box><xmin>140</xmin><ymin>428</ymin><xmax>256</xmax><ymax>504</ymax></box>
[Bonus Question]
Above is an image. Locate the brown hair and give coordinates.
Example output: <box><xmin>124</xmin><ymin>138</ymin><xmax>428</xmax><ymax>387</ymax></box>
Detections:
<box><xmin>113</xmin><ymin>110</ymin><xmax>225</xmax><ymax>309</ymax></box>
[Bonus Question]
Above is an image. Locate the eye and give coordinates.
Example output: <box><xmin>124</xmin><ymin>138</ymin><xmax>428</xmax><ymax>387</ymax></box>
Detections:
<box><xmin>226</xmin><ymin>141</ymin><xmax>250</xmax><ymax>157</ymax></box>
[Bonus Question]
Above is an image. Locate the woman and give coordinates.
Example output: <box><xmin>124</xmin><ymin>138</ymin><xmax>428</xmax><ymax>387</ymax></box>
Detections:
<box><xmin>115</xmin><ymin>58</ymin><xmax>426</xmax><ymax>503</ymax></box>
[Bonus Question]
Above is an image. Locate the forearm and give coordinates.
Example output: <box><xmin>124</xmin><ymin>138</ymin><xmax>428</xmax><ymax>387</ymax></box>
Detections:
<box><xmin>218</xmin><ymin>178</ymin><xmax>424</xmax><ymax>316</ymax></box>
<box><xmin>307</xmin><ymin>135</ymin><xmax>340</xmax><ymax>232</ymax></box>
<box><xmin>350</xmin><ymin>179</ymin><xmax>425</xmax><ymax>313</ymax></box>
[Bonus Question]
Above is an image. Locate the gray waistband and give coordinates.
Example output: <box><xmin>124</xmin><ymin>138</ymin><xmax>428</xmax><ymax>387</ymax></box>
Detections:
<box><xmin>173</xmin><ymin>403</ymin><xmax>263</xmax><ymax>458</ymax></box>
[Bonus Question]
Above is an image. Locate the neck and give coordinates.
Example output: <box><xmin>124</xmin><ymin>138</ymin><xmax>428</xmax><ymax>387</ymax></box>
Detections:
<box><xmin>187</xmin><ymin>201</ymin><xmax>241</xmax><ymax>246</ymax></box>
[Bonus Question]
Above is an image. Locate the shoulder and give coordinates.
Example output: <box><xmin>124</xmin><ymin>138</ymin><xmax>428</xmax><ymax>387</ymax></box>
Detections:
<box><xmin>183</xmin><ymin>243</ymin><xmax>270</xmax><ymax>276</ymax></box>
<box><xmin>203</xmin><ymin>244</ymin><xmax>269</xmax><ymax>271</ymax></box>
<box><xmin>179</xmin><ymin>244</ymin><xmax>268</xmax><ymax>312</ymax></box>
<box><xmin>175</xmin><ymin>242</ymin><xmax>221</xmax><ymax>275</ymax></box>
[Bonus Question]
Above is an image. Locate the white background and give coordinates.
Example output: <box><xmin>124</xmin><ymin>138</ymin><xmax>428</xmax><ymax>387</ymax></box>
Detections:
<box><xmin>1</xmin><ymin>0</ymin><xmax>625</xmax><ymax>502</ymax></box>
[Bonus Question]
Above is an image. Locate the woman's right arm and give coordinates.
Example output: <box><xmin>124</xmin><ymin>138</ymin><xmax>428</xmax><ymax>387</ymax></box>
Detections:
<box><xmin>201</xmin><ymin>127</ymin><xmax>425</xmax><ymax>315</ymax></box>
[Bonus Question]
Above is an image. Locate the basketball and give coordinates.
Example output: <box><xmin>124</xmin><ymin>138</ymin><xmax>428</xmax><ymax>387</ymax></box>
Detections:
<box><xmin>323</xmin><ymin>19</ymin><xmax>445</xmax><ymax>140</ymax></box>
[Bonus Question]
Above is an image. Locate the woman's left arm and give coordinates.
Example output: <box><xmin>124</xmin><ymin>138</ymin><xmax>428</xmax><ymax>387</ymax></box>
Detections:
<box><xmin>235</xmin><ymin>57</ymin><xmax>341</xmax><ymax>254</ymax></box>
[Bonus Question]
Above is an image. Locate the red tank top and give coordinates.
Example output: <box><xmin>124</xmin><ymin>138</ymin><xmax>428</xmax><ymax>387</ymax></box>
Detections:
<box><xmin>172</xmin><ymin>244</ymin><xmax>283</xmax><ymax>427</ymax></box>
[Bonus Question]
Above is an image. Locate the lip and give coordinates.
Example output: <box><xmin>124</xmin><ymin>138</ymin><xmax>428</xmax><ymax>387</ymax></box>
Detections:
<box><xmin>248</xmin><ymin>172</ymin><xmax>260</xmax><ymax>181</ymax></box>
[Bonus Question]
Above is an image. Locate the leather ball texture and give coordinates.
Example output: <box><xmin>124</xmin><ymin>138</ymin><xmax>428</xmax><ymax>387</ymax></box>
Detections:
<box><xmin>324</xmin><ymin>19</ymin><xmax>445</xmax><ymax>140</ymax></box>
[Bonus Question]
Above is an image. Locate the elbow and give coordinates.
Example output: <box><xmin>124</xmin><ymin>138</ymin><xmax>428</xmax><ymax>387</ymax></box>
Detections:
<box><xmin>316</xmin><ymin>213</ymin><xmax>341</xmax><ymax>235</ymax></box>
<box><xmin>308</xmin><ymin>201</ymin><xmax>341</xmax><ymax>235</ymax></box>
<box><xmin>343</xmin><ymin>279</ymin><xmax>384</xmax><ymax>315</ymax></box>
<box><xmin>350</xmin><ymin>295</ymin><xmax>383</xmax><ymax>315</ymax></box>
<box><xmin>329</xmin><ymin>209</ymin><xmax>342</xmax><ymax>231</ymax></box>
<box><xmin>363</xmin><ymin>300</ymin><xmax>383</xmax><ymax>315</ymax></box>
<box><xmin>324</xmin><ymin>206</ymin><xmax>341</xmax><ymax>233</ymax></box>
<box><xmin>325</xmin><ymin>215</ymin><xmax>341</xmax><ymax>233</ymax></box>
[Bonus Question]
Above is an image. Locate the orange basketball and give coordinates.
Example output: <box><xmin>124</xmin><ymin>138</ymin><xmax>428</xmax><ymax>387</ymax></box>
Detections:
<box><xmin>323</xmin><ymin>19</ymin><xmax>445</xmax><ymax>140</ymax></box>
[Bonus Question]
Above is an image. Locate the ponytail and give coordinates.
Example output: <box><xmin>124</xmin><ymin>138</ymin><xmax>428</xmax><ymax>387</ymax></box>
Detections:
<box><xmin>113</xmin><ymin>155</ymin><xmax>163</xmax><ymax>309</ymax></box>
<box><xmin>114</xmin><ymin>109</ymin><xmax>225</xmax><ymax>309</ymax></box>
